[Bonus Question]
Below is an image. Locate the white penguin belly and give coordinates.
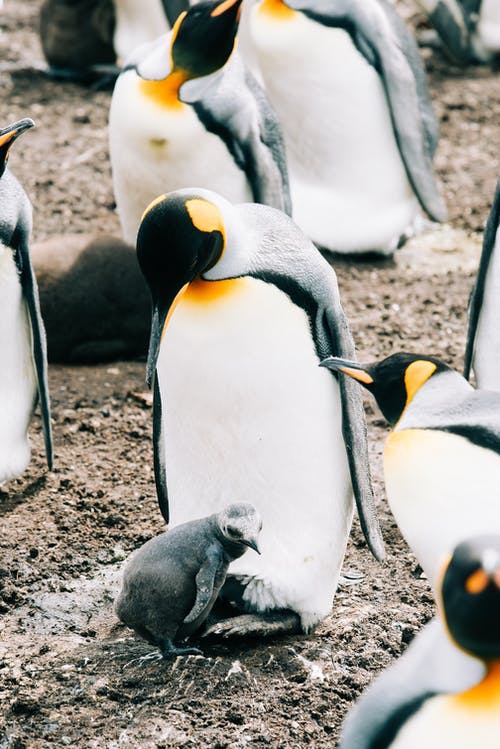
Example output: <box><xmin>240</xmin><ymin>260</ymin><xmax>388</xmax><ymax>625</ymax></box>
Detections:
<box><xmin>472</xmin><ymin>0</ymin><xmax>500</xmax><ymax>61</ymax></box>
<box><xmin>249</xmin><ymin>10</ymin><xmax>418</xmax><ymax>254</ymax></box>
<box><xmin>472</xmin><ymin>226</ymin><xmax>500</xmax><ymax>390</ymax></box>
<box><xmin>109</xmin><ymin>73</ymin><xmax>253</xmax><ymax>245</ymax></box>
<box><xmin>0</xmin><ymin>244</ymin><xmax>37</xmax><ymax>483</ymax></box>
<box><xmin>388</xmin><ymin>693</ymin><xmax>500</xmax><ymax>749</ymax></box>
<box><xmin>384</xmin><ymin>428</ymin><xmax>500</xmax><ymax>585</ymax></box>
<box><xmin>113</xmin><ymin>0</ymin><xmax>169</xmax><ymax>62</ymax></box>
<box><xmin>158</xmin><ymin>277</ymin><xmax>353</xmax><ymax>630</ymax></box>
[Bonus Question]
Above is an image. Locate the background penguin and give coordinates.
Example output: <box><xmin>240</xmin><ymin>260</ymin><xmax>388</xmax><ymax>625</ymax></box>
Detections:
<box><xmin>115</xmin><ymin>503</ymin><xmax>262</xmax><ymax>657</ymax></box>
<box><xmin>136</xmin><ymin>187</ymin><xmax>384</xmax><ymax>637</ymax></box>
<box><xmin>321</xmin><ymin>352</ymin><xmax>500</xmax><ymax>586</ymax></box>
<box><xmin>109</xmin><ymin>0</ymin><xmax>290</xmax><ymax>245</ymax></box>
<box><xmin>248</xmin><ymin>0</ymin><xmax>447</xmax><ymax>255</ymax></box>
<box><xmin>340</xmin><ymin>535</ymin><xmax>500</xmax><ymax>748</ymax></box>
<box><xmin>418</xmin><ymin>0</ymin><xmax>500</xmax><ymax>64</ymax></box>
<box><xmin>0</xmin><ymin>119</ymin><xmax>52</xmax><ymax>482</ymax></box>
<box><xmin>32</xmin><ymin>234</ymin><xmax>150</xmax><ymax>363</ymax></box>
<box><xmin>464</xmin><ymin>177</ymin><xmax>500</xmax><ymax>391</ymax></box>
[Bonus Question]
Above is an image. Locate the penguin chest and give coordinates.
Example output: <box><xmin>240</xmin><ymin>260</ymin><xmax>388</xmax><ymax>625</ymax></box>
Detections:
<box><xmin>384</xmin><ymin>428</ymin><xmax>500</xmax><ymax>583</ymax></box>
<box><xmin>474</xmin><ymin>0</ymin><xmax>500</xmax><ymax>60</ymax></box>
<box><xmin>157</xmin><ymin>276</ymin><xmax>353</xmax><ymax>618</ymax></box>
<box><xmin>249</xmin><ymin>7</ymin><xmax>416</xmax><ymax>252</ymax></box>
<box><xmin>109</xmin><ymin>74</ymin><xmax>252</xmax><ymax>243</ymax></box>
<box><xmin>472</xmin><ymin>225</ymin><xmax>500</xmax><ymax>390</ymax></box>
<box><xmin>113</xmin><ymin>0</ymin><xmax>169</xmax><ymax>62</ymax></box>
<box><xmin>0</xmin><ymin>244</ymin><xmax>37</xmax><ymax>481</ymax></box>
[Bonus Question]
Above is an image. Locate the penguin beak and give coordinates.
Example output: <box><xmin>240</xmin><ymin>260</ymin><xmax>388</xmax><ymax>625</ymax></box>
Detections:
<box><xmin>0</xmin><ymin>118</ymin><xmax>35</xmax><ymax>149</ymax></box>
<box><xmin>319</xmin><ymin>357</ymin><xmax>374</xmax><ymax>386</ymax></box>
<box><xmin>243</xmin><ymin>538</ymin><xmax>261</xmax><ymax>555</ymax></box>
<box><xmin>146</xmin><ymin>284</ymin><xmax>188</xmax><ymax>388</ymax></box>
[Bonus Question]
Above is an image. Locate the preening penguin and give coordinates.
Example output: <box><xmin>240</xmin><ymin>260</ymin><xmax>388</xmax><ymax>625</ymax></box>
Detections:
<box><xmin>418</xmin><ymin>0</ymin><xmax>500</xmax><ymax>64</ymax></box>
<box><xmin>0</xmin><ymin>119</ymin><xmax>52</xmax><ymax>482</ymax></box>
<box><xmin>115</xmin><ymin>503</ymin><xmax>262</xmax><ymax>657</ymax></box>
<box><xmin>340</xmin><ymin>535</ymin><xmax>500</xmax><ymax>749</ymax></box>
<box><xmin>464</xmin><ymin>177</ymin><xmax>500</xmax><ymax>391</ymax></box>
<box><xmin>136</xmin><ymin>188</ymin><xmax>384</xmax><ymax>636</ymax></box>
<box><xmin>248</xmin><ymin>0</ymin><xmax>446</xmax><ymax>255</ymax></box>
<box><xmin>109</xmin><ymin>0</ymin><xmax>290</xmax><ymax>245</ymax></box>
<box><xmin>321</xmin><ymin>352</ymin><xmax>500</xmax><ymax>585</ymax></box>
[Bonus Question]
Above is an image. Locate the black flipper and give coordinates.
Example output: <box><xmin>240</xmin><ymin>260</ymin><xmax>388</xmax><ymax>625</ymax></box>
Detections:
<box><xmin>464</xmin><ymin>177</ymin><xmax>500</xmax><ymax>381</ymax></box>
<box><xmin>15</xmin><ymin>232</ymin><xmax>53</xmax><ymax>470</ymax></box>
<box><xmin>184</xmin><ymin>544</ymin><xmax>225</xmax><ymax>624</ymax></box>
<box><xmin>152</xmin><ymin>373</ymin><xmax>169</xmax><ymax>523</ymax></box>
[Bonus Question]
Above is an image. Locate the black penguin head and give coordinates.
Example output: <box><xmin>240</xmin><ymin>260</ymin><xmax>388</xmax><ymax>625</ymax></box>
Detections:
<box><xmin>137</xmin><ymin>190</ymin><xmax>226</xmax><ymax>386</ymax></box>
<box><xmin>320</xmin><ymin>352</ymin><xmax>449</xmax><ymax>427</ymax></box>
<box><xmin>170</xmin><ymin>0</ymin><xmax>242</xmax><ymax>80</ymax></box>
<box><xmin>440</xmin><ymin>536</ymin><xmax>500</xmax><ymax>661</ymax></box>
<box><xmin>0</xmin><ymin>119</ymin><xmax>34</xmax><ymax>179</ymax></box>
<box><xmin>216</xmin><ymin>503</ymin><xmax>263</xmax><ymax>556</ymax></box>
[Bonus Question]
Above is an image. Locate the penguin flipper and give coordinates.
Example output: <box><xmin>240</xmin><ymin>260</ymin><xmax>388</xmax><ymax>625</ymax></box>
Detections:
<box><xmin>418</xmin><ymin>0</ymin><xmax>473</xmax><ymax>64</ymax></box>
<box><xmin>464</xmin><ymin>177</ymin><xmax>500</xmax><ymax>381</ymax></box>
<box><xmin>153</xmin><ymin>374</ymin><xmax>169</xmax><ymax>523</ymax></box>
<box><xmin>323</xmin><ymin>303</ymin><xmax>385</xmax><ymax>561</ymax></box>
<box><xmin>16</xmin><ymin>233</ymin><xmax>53</xmax><ymax>470</ymax></box>
<box><xmin>183</xmin><ymin>545</ymin><xmax>225</xmax><ymax>625</ymax></box>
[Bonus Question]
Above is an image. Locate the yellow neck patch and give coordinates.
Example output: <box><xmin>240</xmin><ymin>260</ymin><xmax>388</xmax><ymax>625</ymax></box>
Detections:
<box><xmin>404</xmin><ymin>360</ymin><xmax>437</xmax><ymax>409</ymax></box>
<box><xmin>257</xmin><ymin>0</ymin><xmax>297</xmax><ymax>21</ymax></box>
<box><xmin>182</xmin><ymin>277</ymin><xmax>247</xmax><ymax>306</ymax></box>
<box><xmin>453</xmin><ymin>661</ymin><xmax>500</xmax><ymax>710</ymax></box>
<box><xmin>139</xmin><ymin>69</ymin><xmax>188</xmax><ymax>110</ymax></box>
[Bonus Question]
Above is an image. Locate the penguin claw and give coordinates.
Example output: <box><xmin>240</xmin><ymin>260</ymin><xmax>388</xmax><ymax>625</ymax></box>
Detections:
<box><xmin>338</xmin><ymin>568</ymin><xmax>365</xmax><ymax>587</ymax></box>
<box><xmin>203</xmin><ymin>612</ymin><xmax>301</xmax><ymax>639</ymax></box>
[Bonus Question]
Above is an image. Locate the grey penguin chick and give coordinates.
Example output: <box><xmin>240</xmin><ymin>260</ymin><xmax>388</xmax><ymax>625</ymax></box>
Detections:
<box><xmin>115</xmin><ymin>503</ymin><xmax>262</xmax><ymax>657</ymax></box>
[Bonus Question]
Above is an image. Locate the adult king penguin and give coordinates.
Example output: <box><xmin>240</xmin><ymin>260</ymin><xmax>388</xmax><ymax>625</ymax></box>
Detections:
<box><xmin>321</xmin><ymin>352</ymin><xmax>500</xmax><ymax>586</ymax></box>
<box><xmin>136</xmin><ymin>188</ymin><xmax>384</xmax><ymax>636</ymax></box>
<box><xmin>248</xmin><ymin>0</ymin><xmax>446</xmax><ymax>255</ymax></box>
<box><xmin>0</xmin><ymin>119</ymin><xmax>52</xmax><ymax>483</ymax></box>
<box><xmin>464</xmin><ymin>177</ymin><xmax>500</xmax><ymax>391</ymax></box>
<box><xmin>109</xmin><ymin>0</ymin><xmax>290</xmax><ymax>245</ymax></box>
<box><xmin>340</xmin><ymin>535</ymin><xmax>500</xmax><ymax>749</ymax></box>
<box><xmin>418</xmin><ymin>0</ymin><xmax>500</xmax><ymax>64</ymax></box>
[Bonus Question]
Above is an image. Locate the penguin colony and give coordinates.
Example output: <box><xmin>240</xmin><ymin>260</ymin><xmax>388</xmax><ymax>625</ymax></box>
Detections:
<box><xmin>4</xmin><ymin>0</ymin><xmax>500</xmax><ymax>742</ymax></box>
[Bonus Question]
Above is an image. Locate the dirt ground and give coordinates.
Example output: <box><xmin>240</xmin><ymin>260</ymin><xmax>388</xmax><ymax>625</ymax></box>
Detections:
<box><xmin>1</xmin><ymin>1</ymin><xmax>499</xmax><ymax>747</ymax></box>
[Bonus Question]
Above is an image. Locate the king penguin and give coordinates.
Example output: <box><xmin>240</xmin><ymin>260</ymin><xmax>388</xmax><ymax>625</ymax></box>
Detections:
<box><xmin>0</xmin><ymin>119</ymin><xmax>53</xmax><ymax>483</ymax></box>
<box><xmin>340</xmin><ymin>535</ymin><xmax>500</xmax><ymax>749</ymax></box>
<box><xmin>248</xmin><ymin>0</ymin><xmax>447</xmax><ymax>255</ymax></box>
<box><xmin>321</xmin><ymin>352</ymin><xmax>500</xmax><ymax>586</ymax></box>
<box><xmin>464</xmin><ymin>177</ymin><xmax>500</xmax><ymax>391</ymax></box>
<box><xmin>109</xmin><ymin>0</ymin><xmax>290</xmax><ymax>246</ymax></box>
<box><xmin>418</xmin><ymin>0</ymin><xmax>500</xmax><ymax>64</ymax></box>
<box><xmin>136</xmin><ymin>187</ymin><xmax>384</xmax><ymax>636</ymax></box>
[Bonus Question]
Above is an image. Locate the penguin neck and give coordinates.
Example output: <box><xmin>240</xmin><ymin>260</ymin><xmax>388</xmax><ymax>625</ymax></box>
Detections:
<box><xmin>139</xmin><ymin>69</ymin><xmax>189</xmax><ymax>110</ymax></box>
<box><xmin>454</xmin><ymin>660</ymin><xmax>500</xmax><ymax>710</ymax></box>
<box><xmin>257</xmin><ymin>0</ymin><xmax>297</xmax><ymax>21</ymax></box>
<box><xmin>395</xmin><ymin>370</ymin><xmax>473</xmax><ymax>431</ymax></box>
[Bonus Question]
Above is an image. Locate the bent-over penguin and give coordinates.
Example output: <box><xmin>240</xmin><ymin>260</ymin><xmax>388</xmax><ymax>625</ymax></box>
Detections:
<box><xmin>418</xmin><ymin>0</ymin><xmax>500</xmax><ymax>64</ymax></box>
<box><xmin>464</xmin><ymin>177</ymin><xmax>500</xmax><ymax>391</ymax></box>
<box><xmin>248</xmin><ymin>0</ymin><xmax>446</xmax><ymax>255</ymax></box>
<box><xmin>340</xmin><ymin>535</ymin><xmax>500</xmax><ymax>749</ymax></box>
<box><xmin>0</xmin><ymin>119</ymin><xmax>52</xmax><ymax>482</ymax></box>
<box><xmin>321</xmin><ymin>352</ymin><xmax>500</xmax><ymax>585</ymax></box>
<box><xmin>136</xmin><ymin>187</ymin><xmax>384</xmax><ymax>637</ymax></box>
<box><xmin>109</xmin><ymin>0</ymin><xmax>290</xmax><ymax>245</ymax></box>
<box><xmin>116</xmin><ymin>503</ymin><xmax>262</xmax><ymax>657</ymax></box>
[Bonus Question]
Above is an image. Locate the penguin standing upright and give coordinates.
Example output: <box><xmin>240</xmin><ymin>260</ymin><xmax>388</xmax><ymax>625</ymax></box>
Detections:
<box><xmin>340</xmin><ymin>535</ymin><xmax>500</xmax><ymax>749</ymax></box>
<box><xmin>136</xmin><ymin>187</ymin><xmax>384</xmax><ymax>636</ymax></box>
<box><xmin>248</xmin><ymin>0</ymin><xmax>446</xmax><ymax>255</ymax></box>
<box><xmin>464</xmin><ymin>177</ymin><xmax>500</xmax><ymax>391</ymax></box>
<box><xmin>0</xmin><ymin>119</ymin><xmax>52</xmax><ymax>483</ymax></box>
<box><xmin>109</xmin><ymin>0</ymin><xmax>290</xmax><ymax>245</ymax></box>
<box><xmin>321</xmin><ymin>352</ymin><xmax>500</xmax><ymax>585</ymax></box>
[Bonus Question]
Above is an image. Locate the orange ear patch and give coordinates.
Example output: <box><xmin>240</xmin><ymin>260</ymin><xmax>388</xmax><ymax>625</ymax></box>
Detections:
<box><xmin>466</xmin><ymin>568</ymin><xmax>490</xmax><ymax>594</ymax></box>
<box><xmin>404</xmin><ymin>360</ymin><xmax>437</xmax><ymax>408</ymax></box>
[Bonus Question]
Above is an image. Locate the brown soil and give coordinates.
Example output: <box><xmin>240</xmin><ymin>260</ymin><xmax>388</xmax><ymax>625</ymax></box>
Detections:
<box><xmin>0</xmin><ymin>1</ymin><xmax>498</xmax><ymax>747</ymax></box>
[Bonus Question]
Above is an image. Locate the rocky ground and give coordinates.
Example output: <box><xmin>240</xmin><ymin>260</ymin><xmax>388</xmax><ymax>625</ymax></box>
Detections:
<box><xmin>0</xmin><ymin>1</ymin><xmax>499</xmax><ymax>747</ymax></box>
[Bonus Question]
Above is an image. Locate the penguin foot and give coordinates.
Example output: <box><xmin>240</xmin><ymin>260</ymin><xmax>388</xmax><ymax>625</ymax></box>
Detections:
<box><xmin>338</xmin><ymin>568</ymin><xmax>365</xmax><ymax>587</ymax></box>
<box><xmin>203</xmin><ymin>611</ymin><xmax>302</xmax><ymax>639</ymax></box>
<box><xmin>161</xmin><ymin>640</ymin><xmax>203</xmax><ymax>659</ymax></box>
<box><xmin>123</xmin><ymin>650</ymin><xmax>164</xmax><ymax>669</ymax></box>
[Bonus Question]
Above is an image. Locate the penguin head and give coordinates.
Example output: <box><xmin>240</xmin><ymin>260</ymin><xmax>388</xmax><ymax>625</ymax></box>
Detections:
<box><xmin>137</xmin><ymin>188</ymin><xmax>244</xmax><ymax>386</ymax></box>
<box><xmin>440</xmin><ymin>536</ymin><xmax>500</xmax><ymax>661</ymax></box>
<box><xmin>216</xmin><ymin>502</ymin><xmax>263</xmax><ymax>555</ymax></box>
<box><xmin>0</xmin><ymin>119</ymin><xmax>34</xmax><ymax>179</ymax></box>
<box><xmin>320</xmin><ymin>352</ymin><xmax>450</xmax><ymax>427</ymax></box>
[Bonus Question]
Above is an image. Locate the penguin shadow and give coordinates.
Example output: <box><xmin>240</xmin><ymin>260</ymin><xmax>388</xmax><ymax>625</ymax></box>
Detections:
<box><xmin>321</xmin><ymin>248</ymin><xmax>397</xmax><ymax>270</ymax></box>
<box><xmin>0</xmin><ymin>475</ymin><xmax>47</xmax><ymax>517</ymax></box>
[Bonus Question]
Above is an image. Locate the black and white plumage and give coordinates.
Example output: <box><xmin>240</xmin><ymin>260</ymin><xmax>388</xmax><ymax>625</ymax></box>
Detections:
<box><xmin>109</xmin><ymin>0</ymin><xmax>290</xmax><ymax>245</ymax></box>
<box><xmin>0</xmin><ymin>119</ymin><xmax>52</xmax><ymax>483</ymax></box>
<box><xmin>115</xmin><ymin>503</ymin><xmax>262</xmax><ymax>657</ymax></box>
<box><xmin>464</xmin><ymin>177</ymin><xmax>500</xmax><ymax>391</ymax></box>
<box><xmin>248</xmin><ymin>0</ymin><xmax>446</xmax><ymax>255</ymax></box>
<box><xmin>136</xmin><ymin>187</ymin><xmax>384</xmax><ymax>637</ymax></box>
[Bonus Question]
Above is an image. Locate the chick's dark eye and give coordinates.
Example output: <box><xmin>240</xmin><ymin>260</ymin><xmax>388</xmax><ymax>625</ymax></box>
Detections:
<box><xmin>227</xmin><ymin>526</ymin><xmax>242</xmax><ymax>538</ymax></box>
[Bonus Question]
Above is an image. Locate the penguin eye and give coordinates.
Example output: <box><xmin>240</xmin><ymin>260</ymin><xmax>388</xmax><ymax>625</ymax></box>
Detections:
<box><xmin>226</xmin><ymin>526</ymin><xmax>242</xmax><ymax>539</ymax></box>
